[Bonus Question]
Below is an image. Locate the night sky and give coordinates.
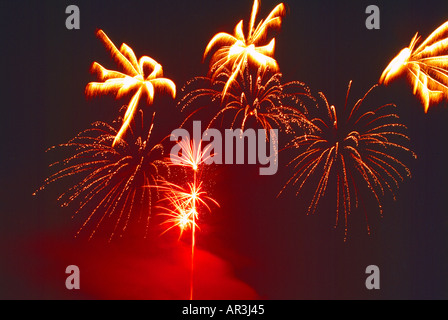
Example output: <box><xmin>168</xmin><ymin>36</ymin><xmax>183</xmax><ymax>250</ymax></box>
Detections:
<box><xmin>1</xmin><ymin>0</ymin><xmax>447</xmax><ymax>299</ymax></box>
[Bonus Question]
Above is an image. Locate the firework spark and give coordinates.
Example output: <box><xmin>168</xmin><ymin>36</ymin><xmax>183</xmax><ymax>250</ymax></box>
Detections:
<box><xmin>158</xmin><ymin>137</ymin><xmax>219</xmax><ymax>300</ymax></box>
<box><xmin>34</xmin><ymin>111</ymin><xmax>168</xmax><ymax>240</ymax></box>
<box><xmin>178</xmin><ymin>64</ymin><xmax>316</xmax><ymax>136</ymax></box>
<box><xmin>86</xmin><ymin>29</ymin><xmax>176</xmax><ymax>145</ymax></box>
<box><xmin>380</xmin><ymin>20</ymin><xmax>448</xmax><ymax>112</ymax></box>
<box><xmin>158</xmin><ymin>180</ymin><xmax>217</xmax><ymax>239</ymax></box>
<box><xmin>158</xmin><ymin>181</ymin><xmax>217</xmax><ymax>300</ymax></box>
<box><xmin>204</xmin><ymin>0</ymin><xmax>285</xmax><ymax>97</ymax></box>
<box><xmin>280</xmin><ymin>81</ymin><xmax>416</xmax><ymax>240</ymax></box>
<box><xmin>169</xmin><ymin>136</ymin><xmax>213</xmax><ymax>171</ymax></box>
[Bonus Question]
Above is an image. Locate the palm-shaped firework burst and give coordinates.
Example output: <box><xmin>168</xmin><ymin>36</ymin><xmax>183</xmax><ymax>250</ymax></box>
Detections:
<box><xmin>34</xmin><ymin>110</ymin><xmax>169</xmax><ymax>240</ymax></box>
<box><xmin>86</xmin><ymin>29</ymin><xmax>176</xmax><ymax>146</ymax></box>
<box><xmin>204</xmin><ymin>0</ymin><xmax>286</xmax><ymax>97</ymax></box>
<box><xmin>178</xmin><ymin>64</ymin><xmax>316</xmax><ymax>136</ymax></box>
<box><xmin>380</xmin><ymin>20</ymin><xmax>448</xmax><ymax>112</ymax></box>
<box><xmin>281</xmin><ymin>81</ymin><xmax>416</xmax><ymax>240</ymax></box>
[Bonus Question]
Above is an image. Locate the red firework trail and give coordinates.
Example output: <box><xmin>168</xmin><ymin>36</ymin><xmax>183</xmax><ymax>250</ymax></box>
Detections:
<box><xmin>157</xmin><ymin>137</ymin><xmax>218</xmax><ymax>299</ymax></box>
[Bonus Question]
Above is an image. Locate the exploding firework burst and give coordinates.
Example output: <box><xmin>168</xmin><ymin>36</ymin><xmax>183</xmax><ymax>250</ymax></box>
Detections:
<box><xmin>169</xmin><ymin>136</ymin><xmax>213</xmax><ymax>172</ymax></box>
<box><xmin>178</xmin><ymin>64</ymin><xmax>316</xmax><ymax>136</ymax></box>
<box><xmin>34</xmin><ymin>110</ymin><xmax>169</xmax><ymax>240</ymax></box>
<box><xmin>280</xmin><ymin>81</ymin><xmax>416</xmax><ymax>240</ymax></box>
<box><xmin>380</xmin><ymin>20</ymin><xmax>448</xmax><ymax>112</ymax></box>
<box><xmin>157</xmin><ymin>180</ymin><xmax>217</xmax><ymax>239</ymax></box>
<box><xmin>204</xmin><ymin>0</ymin><xmax>286</xmax><ymax>97</ymax></box>
<box><xmin>157</xmin><ymin>179</ymin><xmax>217</xmax><ymax>300</ymax></box>
<box><xmin>157</xmin><ymin>136</ymin><xmax>219</xmax><ymax>300</ymax></box>
<box><xmin>86</xmin><ymin>29</ymin><xmax>176</xmax><ymax>146</ymax></box>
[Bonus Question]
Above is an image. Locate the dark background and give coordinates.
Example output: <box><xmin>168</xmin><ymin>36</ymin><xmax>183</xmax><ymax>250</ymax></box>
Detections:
<box><xmin>0</xmin><ymin>0</ymin><xmax>447</xmax><ymax>299</ymax></box>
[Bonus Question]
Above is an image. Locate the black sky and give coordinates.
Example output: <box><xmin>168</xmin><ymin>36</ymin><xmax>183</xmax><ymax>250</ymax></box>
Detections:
<box><xmin>1</xmin><ymin>0</ymin><xmax>447</xmax><ymax>299</ymax></box>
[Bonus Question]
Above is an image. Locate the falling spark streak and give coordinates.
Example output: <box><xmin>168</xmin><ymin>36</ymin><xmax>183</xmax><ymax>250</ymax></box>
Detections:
<box><xmin>178</xmin><ymin>64</ymin><xmax>317</xmax><ymax>136</ymax></box>
<box><xmin>158</xmin><ymin>137</ymin><xmax>218</xmax><ymax>300</ymax></box>
<box><xmin>34</xmin><ymin>111</ymin><xmax>168</xmax><ymax>240</ymax></box>
<box><xmin>86</xmin><ymin>29</ymin><xmax>176</xmax><ymax>145</ymax></box>
<box><xmin>380</xmin><ymin>20</ymin><xmax>448</xmax><ymax>112</ymax></box>
<box><xmin>280</xmin><ymin>81</ymin><xmax>416</xmax><ymax>240</ymax></box>
<box><xmin>204</xmin><ymin>0</ymin><xmax>285</xmax><ymax>97</ymax></box>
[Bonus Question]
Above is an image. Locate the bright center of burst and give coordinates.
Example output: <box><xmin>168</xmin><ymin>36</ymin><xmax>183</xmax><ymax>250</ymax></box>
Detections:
<box><xmin>385</xmin><ymin>48</ymin><xmax>411</xmax><ymax>81</ymax></box>
<box><xmin>180</xmin><ymin>213</ymin><xmax>189</xmax><ymax>228</ymax></box>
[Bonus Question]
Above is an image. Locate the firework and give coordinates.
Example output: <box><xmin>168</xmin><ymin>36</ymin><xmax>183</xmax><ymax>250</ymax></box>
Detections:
<box><xmin>380</xmin><ymin>20</ymin><xmax>448</xmax><ymax>112</ymax></box>
<box><xmin>280</xmin><ymin>81</ymin><xmax>416</xmax><ymax>240</ymax></box>
<box><xmin>158</xmin><ymin>186</ymin><xmax>199</xmax><ymax>239</ymax></box>
<box><xmin>158</xmin><ymin>180</ymin><xmax>217</xmax><ymax>239</ymax></box>
<box><xmin>158</xmin><ymin>181</ymin><xmax>217</xmax><ymax>300</ymax></box>
<box><xmin>34</xmin><ymin>110</ymin><xmax>168</xmax><ymax>240</ymax></box>
<box><xmin>178</xmin><ymin>64</ymin><xmax>316</xmax><ymax>136</ymax></box>
<box><xmin>86</xmin><ymin>29</ymin><xmax>176</xmax><ymax>145</ymax></box>
<box><xmin>169</xmin><ymin>136</ymin><xmax>213</xmax><ymax>172</ymax></box>
<box><xmin>204</xmin><ymin>0</ymin><xmax>285</xmax><ymax>97</ymax></box>
<box><xmin>158</xmin><ymin>136</ymin><xmax>218</xmax><ymax>300</ymax></box>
